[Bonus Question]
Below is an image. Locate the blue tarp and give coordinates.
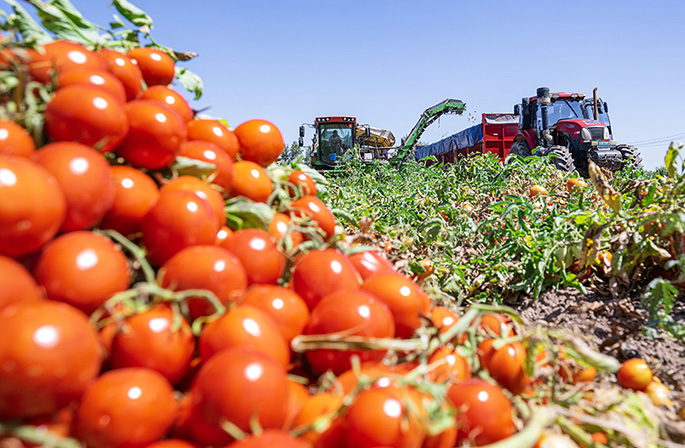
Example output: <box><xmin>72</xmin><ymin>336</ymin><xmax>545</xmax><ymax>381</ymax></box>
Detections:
<box><xmin>414</xmin><ymin>124</ymin><xmax>483</xmax><ymax>160</ymax></box>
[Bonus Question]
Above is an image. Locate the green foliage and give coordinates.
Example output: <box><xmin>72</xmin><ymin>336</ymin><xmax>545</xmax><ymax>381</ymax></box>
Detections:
<box><xmin>277</xmin><ymin>141</ymin><xmax>306</xmax><ymax>165</ymax></box>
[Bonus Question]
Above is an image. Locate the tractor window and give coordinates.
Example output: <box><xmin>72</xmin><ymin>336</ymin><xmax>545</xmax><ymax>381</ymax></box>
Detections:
<box><xmin>318</xmin><ymin>124</ymin><xmax>354</xmax><ymax>164</ymax></box>
<box><xmin>583</xmin><ymin>102</ymin><xmax>612</xmax><ymax>129</ymax></box>
<box><xmin>547</xmin><ymin>100</ymin><xmax>583</xmax><ymax>125</ymax></box>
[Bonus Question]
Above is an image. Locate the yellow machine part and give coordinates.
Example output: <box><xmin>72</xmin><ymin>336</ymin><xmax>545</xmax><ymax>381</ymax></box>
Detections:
<box><xmin>355</xmin><ymin>126</ymin><xmax>396</xmax><ymax>148</ymax></box>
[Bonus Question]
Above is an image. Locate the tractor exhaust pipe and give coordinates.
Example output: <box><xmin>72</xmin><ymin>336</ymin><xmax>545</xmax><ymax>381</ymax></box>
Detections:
<box><xmin>593</xmin><ymin>87</ymin><xmax>599</xmax><ymax>120</ymax></box>
<box><xmin>537</xmin><ymin>87</ymin><xmax>551</xmax><ymax>131</ymax></box>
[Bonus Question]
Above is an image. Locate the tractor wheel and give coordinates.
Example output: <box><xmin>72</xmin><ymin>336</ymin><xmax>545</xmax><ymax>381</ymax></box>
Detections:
<box><xmin>547</xmin><ymin>145</ymin><xmax>575</xmax><ymax>172</ymax></box>
<box><xmin>617</xmin><ymin>144</ymin><xmax>643</xmax><ymax>170</ymax></box>
<box><xmin>508</xmin><ymin>140</ymin><xmax>532</xmax><ymax>158</ymax></box>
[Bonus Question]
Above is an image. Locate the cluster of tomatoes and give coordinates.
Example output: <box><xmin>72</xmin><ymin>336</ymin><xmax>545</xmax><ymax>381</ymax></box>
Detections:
<box><xmin>0</xmin><ymin>38</ymin><xmax>675</xmax><ymax>448</ymax></box>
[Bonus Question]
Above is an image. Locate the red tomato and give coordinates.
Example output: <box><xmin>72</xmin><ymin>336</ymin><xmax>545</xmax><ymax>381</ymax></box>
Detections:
<box><xmin>0</xmin><ymin>301</ymin><xmax>102</xmax><ymax>419</ymax></box>
<box><xmin>361</xmin><ymin>273</ymin><xmax>431</xmax><ymax>339</ymax></box>
<box><xmin>240</xmin><ymin>285</ymin><xmax>310</xmax><ymax>343</ymax></box>
<box><xmin>617</xmin><ymin>358</ymin><xmax>653</xmax><ymax>391</ymax></box>
<box><xmin>57</xmin><ymin>69</ymin><xmax>126</xmax><ymax>103</ymax></box>
<box><xmin>348</xmin><ymin>251</ymin><xmax>396</xmax><ymax>280</ymax></box>
<box><xmin>291</xmin><ymin>249</ymin><xmax>360</xmax><ymax>310</ymax></box>
<box><xmin>198</xmin><ymin>304</ymin><xmax>289</xmax><ymax>367</ymax></box>
<box><xmin>140</xmin><ymin>85</ymin><xmax>193</xmax><ymax>122</ymax></box>
<box><xmin>141</xmin><ymin>190</ymin><xmax>219</xmax><ymax>266</ymax></box>
<box><xmin>160</xmin><ymin>175</ymin><xmax>225</xmax><ymax>227</ymax></box>
<box><xmin>429</xmin><ymin>306</ymin><xmax>460</xmax><ymax>335</ymax></box>
<box><xmin>109</xmin><ymin>304</ymin><xmax>195</xmax><ymax>386</ymax></box>
<box><xmin>231</xmin><ymin>160</ymin><xmax>273</xmax><ymax>203</ymax></box>
<box><xmin>427</xmin><ymin>346</ymin><xmax>471</xmax><ymax>384</ymax></box>
<box><xmin>127</xmin><ymin>47</ymin><xmax>175</xmax><ymax>86</ymax></box>
<box><xmin>99</xmin><ymin>165</ymin><xmax>160</xmax><ymax>236</ymax></box>
<box><xmin>28</xmin><ymin>40</ymin><xmax>104</xmax><ymax>83</ymax></box>
<box><xmin>447</xmin><ymin>379</ymin><xmax>515</xmax><ymax>446</ymax></box>
<box><xmin>0</xmin><ymin>255</ymin><xmax>42</xmax><ymax>310</ymax></box>
<box><xmin>97</xmin><ymin>49</ymin><xmax>143</xmax><ymax>101</ymax></box>
<box><xmin>345</xmin><ymin>386</ymin><xmax>426</xmax><ymax>448</ymax></box>
<box><xmin>72</xmin><ymin>368</ymin><xmax>178</xmax><ymax>448</ymax></box>
<box><xmin>335</xmin><ymin>361</ymin><xmax>396</xmax><ymax>395</ymax></box>
<box><xmin>291</xmin><ymin>392</ymin><xmax>344</xmax><ymax>443</ymax></box>
<box><xmin>285</xmin><ymin>379</ymin><xmax>310</xmax><ymax>427</ymax></box>
<box><xmin>186</xmin><ymin>119</ymin><xmax>239</xmax><ymax>159</ymax></box>
<box><xmin>116</xmin><ymin>100</ymin><xmax>187</xmax><ymax>170</ymax></box>
<box><xmin>0</xmin><ymin>119</ymin><xmax>35</xmax><ymax>158</ymax></box>
<box><xmin>234</xmin><ymin>119</ymin><xmax>284</xmax><ymax>167</ymax></box>
<box><xmin>188</xmin><ymin>348</ymin><xmax>289</xmax><ymax>446</ymax></box>
<box><xmin>33</xmin><ymin>231</ymin><xmax>131</xmax><ymax>314</ymax></box>
<box><xmin>477</xmin><ymin>339</ymin><xmax>529</xmax><ymax>394</ymax></box>
<box><xmin>290</xmin><ymin>195</ymin><xmax>337</xmax><ymax>239</ymax></box>
<box><xmin>225</xmin><ymin>429</ymin><xmax>312</xmax><ymax>448</ymax></box>
<box><xmin>179</xmin><ymin>140</ymin><xmax>235</xmax><ymax>196</ymax></box>
<box><xmin>45</xmin><ymin>85</ymin><xmax>128</xmax><ymax>153</ymax></box>
<box><xmin>146</xmin><ymin>440</ymin><xmax>199</xmax><ymax>448</ymax></box>
<box><xmin>222</xmin><ymin>229</ymin><xmax>285</xmax><ymax>285</ymax></box>
<box><xmin>215</xmin><ymin>225</ymin><xmax>233</xmax><ymax>245</ymax></box>
<box><xmin>33</xmin><ymin>142</ymin><xmax>115</xmax><ymax>232</ymax></box>
<box><xmin>422</xmin><ymin>426</ymin><xmax>457</xmax><ymax>448</ymax></box>
<box><xmin>305</xmin><ymin>290</ymin><xmax>395</xmax><ymax>375</ymax></box>
<box><xmin>160</xmin><ymin>245</ymin><xmax>247</xmax><ymax>320</ymax></box>
<box><xmin>0</xmin><ymin>155</ymin><xmax>66</xmax><ymax>257</ymax></box>
<box><xmin>288</xmin><ymin>169</ymin><xmax>318</xmax><ymax>197</ymax></box>
<box><xmin>478</xmin><ymin>313</ymin><xmax>515</xmax><ymax>337</ymax></box>
<box><xmin>268</xmin><ymin>212</ymin><xmax>304</xmax><ymax>249</ymax></box>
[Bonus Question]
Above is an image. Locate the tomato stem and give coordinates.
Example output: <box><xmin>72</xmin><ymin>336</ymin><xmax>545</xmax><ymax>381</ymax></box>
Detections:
<box><xmin>96</xmin><ymin>229</ymin><xmax>156</xmax><ymax>284</ymax></box>
<box><xmin>0</xmin><ymin>422</ymin><xmax>82</xmax><ymax>448</ymax></box>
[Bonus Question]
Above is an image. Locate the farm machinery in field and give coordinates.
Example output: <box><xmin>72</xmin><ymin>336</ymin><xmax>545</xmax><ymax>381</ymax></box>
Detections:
<box><xmin>509</xmin><ymin>87</ymin><xmax>643</xmax><ymax>177</ymax></box>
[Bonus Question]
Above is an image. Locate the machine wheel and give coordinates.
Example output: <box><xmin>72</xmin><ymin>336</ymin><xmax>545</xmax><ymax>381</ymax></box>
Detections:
<box><xmin>546</xmin><ymin>145</ymin><xmax>575</xmax><ymax>172</ymax></box>
<box><xmin>616</xmin><ymin>144</ymin><xmax>643</xmax><ymax>170</ymax></box>
<box><xmin>508</xmin><ymin>140</ymin><xmax>532</xmax><ymax>159</ymax></box>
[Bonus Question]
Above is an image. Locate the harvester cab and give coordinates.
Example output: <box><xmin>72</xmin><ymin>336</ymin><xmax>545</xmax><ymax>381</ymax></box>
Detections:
<box><xmin>510</xmin><ymin>87</ymin><xmax>642</xmax><ymax>177</ymax></box>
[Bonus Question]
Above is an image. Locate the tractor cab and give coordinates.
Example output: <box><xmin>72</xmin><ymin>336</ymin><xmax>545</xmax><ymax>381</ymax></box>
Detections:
<box><xmin>309</xmin><ymin>117</ymin><xmax>356</xmax><ymax>169</ymax></box>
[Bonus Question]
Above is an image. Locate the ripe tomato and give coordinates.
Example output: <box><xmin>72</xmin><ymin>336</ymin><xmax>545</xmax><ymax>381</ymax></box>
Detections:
<box><xmin>99</xmin><ymin>165</ymin><xmax>160</xmax><ymax>236</ymax></box>
<box><xmin>45</xmin><ymin>85</ymin><xmax>128</xmax><ymax>153</ymax></box>
<box><xmin>57</xmin><ymin>69</ymin><xmax>126</xmax><ymax>103</ymax></box>
<box><xmin>215</xmin><ymin>225</ymin><xmax>233</xmax><ymax>245</ymax></box>
<box><xmin>335</xmin><ymin>361</ymin><xmax>396</xmax><ymax>395</ymax></box>
<box><xmin>116</xmin><ymin>99</ymin><xmax>187</xmax><ymax>170</ymax></box>
<box><xmin>288</xmin><ymin>169</ymin><xmax>317</xmax><ymax>196</ymax></box>
<box><xmin>34</xmin><ymin>142</ymin><xmax>115</xmax><ymax>232</ymax></box>
<box><xmin>28</xmin><ymin>40</ymin><xmax>104</xmax><ymax>83</ymax></box>
<box><xmin>109</xmin><ymin>304</ymin><xmax>195</xmax><ymax>386</ymax></box>
<box><xmin>291</xmin><ymin>392</ymin><xmax>344</xmax><ymax>443</ymax></box>
<box><xmin>234</xmin><ymin>119</ymin><xmax>284</xmax><ymax>167</ymax></box>
<box><xmin>33</xmin><ymin>231</ymin><xmax>131</xmax><ymax>314</ymax></box>
<box><xmin>361</xmin><ymin>273</ymin><xmax>431</xmax><ymax>339</ymax></box>
<box><xmin>72</xmin><ymin>368</ymin><xmax>178</xmax><ymax>448</ymax></box>
<box><xmin>97</xmin><ymin>49</ymin><xmax>143</xmax><ymax>101</ymax></box>
<box><xmin>305</xmin><ymin>290</ymin><xmax>395</xmax><ymax>375</ymax></box>
<box><xmin>477</xmin><ymin>339</ymin><xmax>529</xmax><ymax>394</ymax></box>
<box><xmin>225</xmin><ymin>429</ymin><xmax>313</xmax><ymax>448</ymax></box>
<box><xmin>160</xmin><ymin>245</ymin><xmax>247</xmax><ymax>320</ymax></box>
<box><xmin>268</xmin><ymin>212</ymin><xmax>303</xmax><ymax>249</ymax></box>
<box><xmin>285</xmin><ymin>379</ymin><xmax>310</xmax><ymax>426</ymax></box>
<box><xmin>188</xmin><ymin>348</ymin><xmax>289</xmax><ymax>446</ymax></box>
<box><xmin>160</xmin><ymin>175</ymin><xmax>225</xmax><ymax>227</ymax></box>
<box><xmin>291</xmin><ymin>249</ymin><xmax>360</xmax><ymax>309</ymax></box>
<box><xmin>240</xmin><ymin>285</ymin><xmax>310</xmax><ymax>343</ymax></box>
<box><xmin>0</xmin><ymin>119</ymin><xmax>35</xmax><ymax>158</ymax></box>
<box><xmin>146</xmin><ymin>440</ymin><xmax>199</xmax><ymax>448</ymax></box>
<box><xmin>348</xmin><ymin>250</ymin><xmax>396</xmax><ymax>280</ymax></box>
<box><xmin>0</xmin><ymin>155</ymin><xmax>66</xmax><ymax>257</ymax></box>
<box><xmin>179</xmin><ymin>140</ymin><xmax>235</xmax><ymax>196</ymax></box>
<box><xmin>617</xmin><ymin>358</ymin><xmax>653</xmax><ymax>391</ymax></box>
<box><xmin>530</xmin><ymin>185</ymin><xmax>547</xmax><ymax>197</ymax></box>
<box><xmin>198</xmin><ymin>304</ymin><xmax>289</xmax><ymax>366</ymax></box>
<box><xmin>0</xmin><ymin>255</ymin><xmax>42</xmax><ymax>310</ymax></box>
<box><xmin>0</xmin><ymin>301</ymin><xmax>102</xmax><ymax>419</ymax></box>
<box><xmin>566</xmin><ymin>178</ymin><xmax>588</xmax><ymax>193</ymax></box>
<box><xmin>141</xmin><ymin>190</ymin><xmax>219</xmax><ymax>266</ymax></box>
<box><xmin>140</xmin><ymin>85</ymin><xmax>193</xmax><ymax>122</ymax></box>
<box><xmin>231</xmin><ymin>160</ymin><xmax>273</xmax><ymax>203</ymax></box>
<box><xmin>290</xmin><ymin>195</ymin><xmax>337</xmax><ymax>239</ymax></box>
<box><xmin>427</xmin><ymin>346</ymin><xmax>471</xmax><ymax>384</ymax></box>
<box><xmin>345</xmin><ymin>386</ymin><xmax>426</xmax><ymax>448</ymax></box>
<box><xmin>186</xmin><ymin>119</ymin><xmax>239</xmax><ymax>159</ymax></box>
<box><xmin>222</xmin><ymin>229</ymin><xmax>285</xmax><ymax>285</ymax></box>
<box><xmin>447</xmin><ymin>379</ymin><xmax>515</xmax><ymax>446</ymax></box>
<box><xmin>127</xmin><ymin>47</ymin><xmax>175</xmax><ymax>86</ymax></box>
<box><xmin>429</xmin><ymin>306</ymin><xmax>463</xmax><ymax>341</ymax></box>
<box><xmin>477</xmin><ymin>313</ymin><xmax>515</xmax><ymax>337</ymax></box>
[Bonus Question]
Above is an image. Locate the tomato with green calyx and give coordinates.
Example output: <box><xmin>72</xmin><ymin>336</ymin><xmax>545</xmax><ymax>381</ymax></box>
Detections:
<box><xmin>45</xmin><ymin>85</ymin><xmax>128</xmax><ymax>154</ymax></box>
<box><xmin>0</xmin><ymin>119</ymin><xmax>35</xmax><ymax>158</ymax></box>
<box><xmin>291</xmin><ymin>249</ymin><xmax>360</xmax><ymax>310</ymax></box>
<box><xmin>0</xmin><ymin>301</ymin><xmax>102</xmax><ymax>419</ymax></box>
<box><xmin>34</xmin><ymin>231</ymin><xmax>131</xmax><ymax>314</ymax></box>
<box><xmin>72</xmin><ymin>368</ymin><xmax>177</xmax><ymax>448</ymax></box>
<box><xmin>34</xmin><ymin>142</ymin><xmax>115</xmax><ymax>232</ymax></box>
<box><xmin>234</xmin><ymin>119</ymin><xmax>284</xmax><ymax>167</ymax></box>
<box><xmin>100</xmin><ymin>165</ymin><xmax>160</xmax><ymax>237</ymax></box>
<box><xmin>127</xmin><ymin>47</ymin><xmax>175</xmax><ymax>86</ymax></box>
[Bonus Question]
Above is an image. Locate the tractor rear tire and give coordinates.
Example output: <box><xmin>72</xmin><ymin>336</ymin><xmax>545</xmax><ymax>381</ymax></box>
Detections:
<box><xmin>508</xmin><ymin>140</ymin><xmax>532</xmax><ymax>158</ymax></box>
<box><xmin>547</xmin><ymin>145</ymin><xmax>575</xmax><ymax>172</ymax></box>
<box><xmin>617</xmin><ymin>144</ymin><xmax>643</xmax><ymax>170</ymax></box>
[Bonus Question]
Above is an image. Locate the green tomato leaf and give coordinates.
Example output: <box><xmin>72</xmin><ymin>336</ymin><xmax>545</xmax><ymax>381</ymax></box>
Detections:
<box><xmin>111</xmin><ymin>0</ymin><xmax>152</xmax><ymax>28</ymax></box>
<box><xmin>175</xmin><ymin>66</ymin><xmax>203</xmax><ymax>100</ymax></box>
<box><xmin>27</xmin><ymin>0</ymin><xmax>102</xmax><ymax>45</ymax></box>
<box><xmin>172</xmin><ymin>156</ymin><xmax>216</xmax><ymax>178</ymax></box>
<box><xmin>3</xmin><ymin>0</ymin><xmax>52</xmax><ymax>44</ymax></box>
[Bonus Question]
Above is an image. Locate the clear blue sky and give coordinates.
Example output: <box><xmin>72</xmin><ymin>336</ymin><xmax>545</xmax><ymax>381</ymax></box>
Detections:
<box><xmin>3</xmin><ymin>0</ymin><xmax>684</xmax><ymax>169</ymax></box>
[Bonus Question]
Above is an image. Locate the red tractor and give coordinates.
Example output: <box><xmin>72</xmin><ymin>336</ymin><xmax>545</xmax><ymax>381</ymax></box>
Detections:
<box><xmin>509</xmin><ymin>87</ymin><xmax>642</xmax><ymax>177</ymax></box>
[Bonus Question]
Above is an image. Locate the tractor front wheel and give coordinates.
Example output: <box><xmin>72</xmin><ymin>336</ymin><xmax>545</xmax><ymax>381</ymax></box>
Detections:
<box><xmin>617</xmin><ymin>144</ymin><xmax>644</xmax><ymax>170</ymax></box>
<box><xmin>546</xmin><ymin>145</ymin><xmax>575</xmax><ymax>172</ymax></box>
<box><xmin>508</xmin><ymin>140</ymin><xmax>532</xmax><ymax>158</ymax></box>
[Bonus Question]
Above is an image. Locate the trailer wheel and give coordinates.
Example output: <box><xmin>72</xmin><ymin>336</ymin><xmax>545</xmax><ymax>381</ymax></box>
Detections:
<box><xmin>547</xmin><ymin>145</ymin><xmax>575</xmax><ymax>172</ymax></box>
<box><xmin>616</xmin><ymin>144</ymin><xmax>643</xmax><ymax>170</ymax></box>
<box><xmin>508</xmin><ymin>140</ymin><xmax>532</xmax><ymax>158</ymax></box>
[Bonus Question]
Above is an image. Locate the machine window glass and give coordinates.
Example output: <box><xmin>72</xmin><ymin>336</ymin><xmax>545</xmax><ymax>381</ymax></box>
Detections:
<box><xmin>319</xmin><ymin>124</ymin><xmax>354</xmax><ymax>164</ymax></box>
